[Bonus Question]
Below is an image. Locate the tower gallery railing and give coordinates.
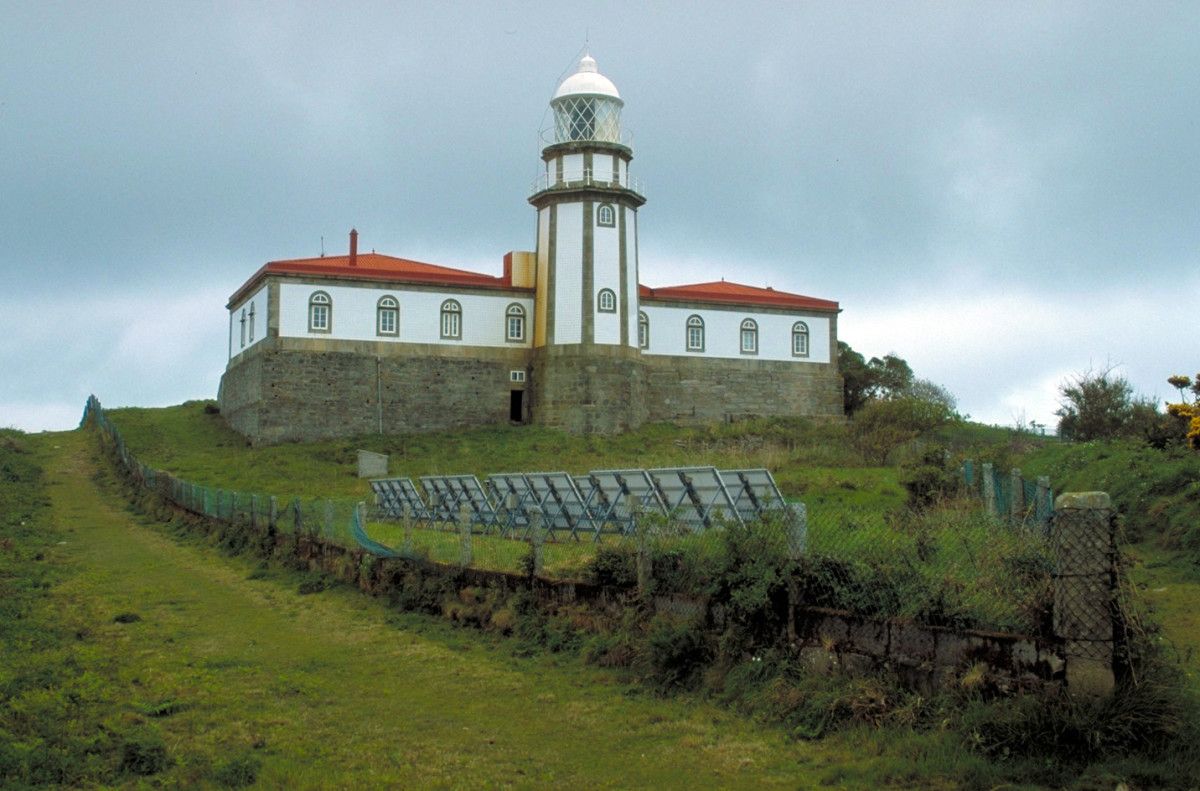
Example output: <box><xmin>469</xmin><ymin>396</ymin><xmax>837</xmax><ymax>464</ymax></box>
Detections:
<box><xmin>529</xmin><ymin>169</ymin><xmax>645</xmax><ymax>197</ymax></box>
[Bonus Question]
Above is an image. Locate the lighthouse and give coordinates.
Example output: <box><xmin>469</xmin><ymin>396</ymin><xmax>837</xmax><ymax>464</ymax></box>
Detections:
<box><xmin>529</xmin><ymin>53</ymin><xmax>648</xmax><ymax>432</ymax></box>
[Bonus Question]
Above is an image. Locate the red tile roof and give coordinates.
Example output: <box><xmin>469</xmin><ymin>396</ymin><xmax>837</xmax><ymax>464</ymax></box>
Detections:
<box><xmin>641</xmin><ymin>280</ymin><xmax>838</xmax><ymax>311</ymax></box>
<box><xmin>229</xmin><ymin>251</ymin><xmax>837</xmax><ymax>313</ymax></box>
<box><xmin>227</xmin><ymin>252</ymin><xmax>524</xmax><ymax>307</ymax></box>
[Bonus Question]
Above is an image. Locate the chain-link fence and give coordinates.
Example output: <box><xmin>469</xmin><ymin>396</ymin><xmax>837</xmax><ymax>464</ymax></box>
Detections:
<box><xmin>84</xmin><ymin>396</ymin><xmax>1056</xmax><ymax>635</ymax></box>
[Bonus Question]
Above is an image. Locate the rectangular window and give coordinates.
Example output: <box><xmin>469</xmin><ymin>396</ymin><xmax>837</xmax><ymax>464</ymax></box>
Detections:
<box><xmin>638</xmin><ymin>322</ymin><xmax>647</xmax><ymax>349</ymax></box>
<box><xmin>741</xmin><ymin>330</ymin><xmax>756</xmax><ymax>353</ymax></box>
<box><xmin>379</xmin><ymin>310</ymin><xmax>397</xmax><ymax>335</ymax></box>
<box><xmin>687</xmin><ymin>326</ymin><xmax>703</xmax><ymax>351</ymax></box>
<box><xmin>510</xmin><ymin>370</ymin><xmax>526</xmax><ymax>383</ymax></box>
<box><xmin>442</xmin><ymin>312</ymin><xmax>460</xmax><ymax>339</ymax></box>
<box><xmin>793</xmin><ymin>333</ymin><xmax>808</xmax><ymax>356</ymax></box>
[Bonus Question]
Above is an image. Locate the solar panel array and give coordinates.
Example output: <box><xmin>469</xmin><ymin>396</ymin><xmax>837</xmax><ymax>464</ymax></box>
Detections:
<box><xmin>369</xmin><ymin>467</ymin><xmax>788</xmax><ymax>541</ymax></box>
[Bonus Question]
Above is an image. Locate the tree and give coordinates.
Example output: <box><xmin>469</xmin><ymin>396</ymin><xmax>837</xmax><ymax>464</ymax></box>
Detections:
<box><xmin>837</xmin><ymin>343</ymin><xmax>921</xmax><ymax>415</ymax></box>
<box><xmin>838</xmin><ymin>342</ymin><xmax>872</xmax><ymax>415</ymax></box>
<box><xmin>1055</xmin><ymin>367</ymin><xmax>1138</xmax><ymax>441</ymax></box>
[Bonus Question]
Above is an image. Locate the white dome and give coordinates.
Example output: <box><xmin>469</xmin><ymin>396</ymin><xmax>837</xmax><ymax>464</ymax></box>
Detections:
<box><xmin>553</xmin><ymin>54</ymin><xmax>621</xmax><ymax>101</ymax></box>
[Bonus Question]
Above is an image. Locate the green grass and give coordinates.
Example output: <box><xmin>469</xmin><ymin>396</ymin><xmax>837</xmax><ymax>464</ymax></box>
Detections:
<box><xmin>104</xmin><ymin>401</ymin><xmax>905</xmax><ymax>510</ymax></box>
<box><xmin>1017</xmin><ymin>439</ymin><xmax>1200</xmax><ymax>561</ymax></box>
<box><xmin>3</xmin><ymin>428</ymin><xmax>1055</xmax><ymax>788</ymax></box>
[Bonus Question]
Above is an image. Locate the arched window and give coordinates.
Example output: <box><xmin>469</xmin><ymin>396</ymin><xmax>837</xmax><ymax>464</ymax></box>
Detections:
<box><xmin>686</xmin><ymin>314</ymin><xmax>704</xmax><ymax>352</ymax></box>
<box><xmin>638</xmin><ymin>311</ymin><xmax>649</xmax><ymax>349</ymax></box>
<box><xmin>308</xmin><ymin>291</ymin><xmax>331</xmax><ymax>333</ymax></box>
<box><xmin>597</xmin><ymin>203</ymin><xmax>615</xmax><ymax>228</ymax></box>
<box><xmin>440</xmin><ymin>299</ymin><xmax>462</xmax><ymax>340</ymax></box>
<box><xmin>248</xmin><ymin>303</ymin><xmax>256</xmax><ymax>342</ymax></box>
<box><xmin>377</xmin><ymin>295</ymin><xmax>399</xmax><ymax>336</ymax></box>
<box><xmin>740</xmin><ymin>318</ymin><xmax>758</xmax><ymax>354</ymax></box>
<box><xmin>792</xmin><ymin>321</ymin><xmax>810</xmax><ymax>357</ymax></box>
<box><xmin>597</xmin><ymin>288</ymin><xmax>616</xmax><ymax>313</ymax></box>
<box><xmin>505</xmin><ymin>303</ymin><xmax>526</xmax><ymax>342</ymax></box>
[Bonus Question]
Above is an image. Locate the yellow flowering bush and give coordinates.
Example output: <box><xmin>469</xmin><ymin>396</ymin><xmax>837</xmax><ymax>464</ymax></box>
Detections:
<box><xmin>1166</xmin><ymin>374</ymin><xmax>1200</xmax><ymax>450</ymax></box>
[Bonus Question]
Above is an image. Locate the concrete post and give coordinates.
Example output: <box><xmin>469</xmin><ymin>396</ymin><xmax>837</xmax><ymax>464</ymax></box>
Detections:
<box><xmin>786</xmin><ymin>503</ymin><xmax>808</xmax><ymax>560</ymax></box>
<box><xmin>1053</xmin><ymin>492</ymin><xmax>1117</xmax><ymax>697</ymax></box>
<box><xmin>458</xmin><ymin>504</ymin><xmax>473</xmax><ymax>568</ymax></box>
<box><xmin>982</xmin><ymin>463</ymin><xmax>997</xmax><ymax>516</ymax></box>
<box><xmin>1036</xmin><ymin>476</ymin><xmax>1052</xmax><ymax>527</ymax></box>
<box><xmin>529</xmin><ymin>506</ymin><xmax>545</xmax><ymax>576</ymax></box>
<box><xmin>402</xmin><ymin>503</ymin><xmax>414</xmax><ymax>556</ymax></box>
<box><xmin>629</xmin><ymin>494</ymin><xmax>651</xmax><ymax>598</ymax></box>
<box><xmin>786</xmin><ymin>502</ymin><xmax>808</xmax><ymax>645</ymax></box>
<box><xmin>1010</xmin><ymin>468</ymin><xmax>1025</xmax><ymax>523</ymax></box>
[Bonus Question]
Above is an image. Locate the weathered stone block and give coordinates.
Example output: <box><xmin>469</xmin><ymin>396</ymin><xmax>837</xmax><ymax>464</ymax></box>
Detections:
<box><xmin>847</xmin><ymin>617</ymin><xmax>888</xmax><ymax>657</ymax></box>
<box><xmin>890</xmin><ymin>622</ymin><xmax>935</xmax><ymax>666</ymax></box>
<box><xmin>357</xmin><ymin>450</ymin><xmax>388</xmax><ymax>478</ymax></box>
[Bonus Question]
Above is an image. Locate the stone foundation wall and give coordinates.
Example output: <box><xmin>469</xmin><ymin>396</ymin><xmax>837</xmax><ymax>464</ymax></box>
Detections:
<box><xmin>219</xmin><ymin>339</ymin><xmax>843</xmax><ymax>444</ymax></box>
<box><xmin>530</xmin><ymin>344</ymin><xmax>648</xmax><ymax>434</ymax></box>
<box><xmin>643</xmin><ymin>355</ymin><xmax>843</xmax><ymax>422</ymax></box>
<box><xmin>219</xmin><ymin>339</ymin><xmax>531</xmax><ymax>445</ymax></box>
<box><xmin>790</xmin><ymin>607</ymin><xmax>1063</xmax><ymax>694</ymax></box>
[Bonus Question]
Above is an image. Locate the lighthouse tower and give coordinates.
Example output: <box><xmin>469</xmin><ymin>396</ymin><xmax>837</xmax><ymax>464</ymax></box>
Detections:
<box><xmin>529</xmin><ymin>53</ymin><xmax>648</xmax><ymax>433</ymax></box>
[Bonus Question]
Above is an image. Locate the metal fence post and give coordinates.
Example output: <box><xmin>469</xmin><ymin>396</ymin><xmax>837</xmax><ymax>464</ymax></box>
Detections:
<box><xmin>982</xmin><ymin>463</ymin><xmax>997</xmax><ymax>516</ymax></box>
<box><xmin>458</xmin><ymin>504</ymin><xmax>473</xmax><ymax>568</ymax></box>
<box><xmin>1010</xmin><ymin>468</ymin><xmax>1025</xmax><ymax>523</ymax></box>
<box><xmin>1052</xmin><ymin>492</ymin><xmax>1117</xmax><ymax>697</ymax></box>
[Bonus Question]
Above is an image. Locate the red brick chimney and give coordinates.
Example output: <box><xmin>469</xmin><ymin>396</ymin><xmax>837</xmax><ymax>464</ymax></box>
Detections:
<box><xmin>349</xmin><ymin>228</ymin><xmax>358</xmax><ymax>267</ymax></box>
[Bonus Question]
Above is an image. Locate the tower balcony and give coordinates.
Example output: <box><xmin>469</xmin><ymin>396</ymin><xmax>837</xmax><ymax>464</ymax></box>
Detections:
<box><xmin>528</xmin><ymin>168</ymin><xmax>646</xmax><ymax>200</ymax></box>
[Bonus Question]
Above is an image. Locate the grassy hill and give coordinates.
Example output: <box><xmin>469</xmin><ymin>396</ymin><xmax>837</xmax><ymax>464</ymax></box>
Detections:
<box><xmin>6</xmin><ymin>405</ymin><xmax>1200</xmax><ymax>787</ymax></box>
<box><xmin>105</xmin><ymin>401</ymin><xmax>909</xmax><ymax>510</ymax></box>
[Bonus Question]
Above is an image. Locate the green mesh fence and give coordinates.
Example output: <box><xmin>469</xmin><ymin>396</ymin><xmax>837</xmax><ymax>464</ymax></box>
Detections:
<box><xmin>961</xmin><ymin>458</ymin><xmax>1055</xmax><ymax>533</ymax></box>
<box><xmin>82</xmin><ymin>395</ymin><xmax>1055</xmax><ymax>634</ymax></box>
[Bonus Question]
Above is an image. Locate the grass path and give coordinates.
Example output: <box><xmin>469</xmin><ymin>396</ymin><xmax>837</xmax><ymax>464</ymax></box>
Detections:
<box><xmin>37</xmin><ymin>430</ymin><xmax>915</xmax><ymax>788</ymax></box>
<box><xmin>1127</xmin><ymin>543</ymin><xmax>1200</xmax><ymax>692</ymax></box>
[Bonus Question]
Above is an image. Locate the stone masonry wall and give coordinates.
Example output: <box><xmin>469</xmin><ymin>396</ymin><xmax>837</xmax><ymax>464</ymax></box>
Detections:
<box><xmin>219</xmin><ymin>340</ymin><xmax>531</xmax><ymax>445</ymax></box>
<box><xmin>643</xmin><ymin>355</ymin><xmax>843</xmax><ymax>423</ymax></box>
<box><xmin>531</xmin><ymin>345</ymin><xmax>648</xmax><ymax>434</ymax></box>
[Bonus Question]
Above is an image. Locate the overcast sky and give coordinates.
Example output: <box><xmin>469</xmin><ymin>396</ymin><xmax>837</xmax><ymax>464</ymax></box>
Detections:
<box><xmin>2</xmin><ymin>1</ymin><xmax>1197</xmax><ymax>433</ymax></box>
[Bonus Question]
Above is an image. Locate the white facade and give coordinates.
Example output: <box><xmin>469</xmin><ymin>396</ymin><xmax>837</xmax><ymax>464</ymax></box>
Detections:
<box><xmin>228</xmin><ymin>285</ymin><xmax>268</xmax><ymax>359</ymax></box>
<box><xmin>552</xmin><ymin>204</ymin><xmax>583</xmax><ymax>344</ymax></box>
<box><xmin>224</xmin><ymin>283</ymin><xmax>534</xmax><ymax>359</ymax></box>
<box><xmin>593</xmin><ymin>205</ymin><xmax>623</xmax><ymax>345</ymax></box>
<box><xmin>641</xmin><ymin>305</ymin><xmax>831</xmax><ymax>363</ymax></box>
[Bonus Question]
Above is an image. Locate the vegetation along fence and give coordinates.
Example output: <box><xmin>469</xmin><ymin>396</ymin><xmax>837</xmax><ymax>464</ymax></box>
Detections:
<box><xmin>83</xmin><ymin>395</ymin><xmax>1121</xmax><ymax>690</ymax></box>
<box><xmin>962</xmin><ymin>459</ymin><xmax>1055</xmax><ymax>528</ymax></box>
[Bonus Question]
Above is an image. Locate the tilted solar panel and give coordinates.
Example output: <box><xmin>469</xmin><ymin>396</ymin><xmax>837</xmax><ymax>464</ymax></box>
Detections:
<box><xmin>645</xmin><ymin>466</ymin><xmax>742</xmax><ymax>530</ymax></box>
<box><xmin>718</xmin><ymin>468</ymin><xmax>787</xmax><ymax>523</ymax></box>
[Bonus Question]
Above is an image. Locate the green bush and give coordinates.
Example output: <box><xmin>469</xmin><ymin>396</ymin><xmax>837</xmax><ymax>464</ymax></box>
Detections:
<box><xmin>641</xmin><ymin>615</ymin><xmax>712</xmax><ymax>692</ymax></box>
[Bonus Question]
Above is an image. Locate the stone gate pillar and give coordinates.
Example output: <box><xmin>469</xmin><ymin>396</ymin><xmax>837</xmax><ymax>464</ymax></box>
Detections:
<box><xmin>1052</xmin><ymin>492</ymin><xmax>1117</xmax><ymax>696</ymax></box>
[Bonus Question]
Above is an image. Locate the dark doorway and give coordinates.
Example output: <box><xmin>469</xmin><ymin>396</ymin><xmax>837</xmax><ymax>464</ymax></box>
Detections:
<box><xmin>510</xmin><ymin>390</ymin><xmax>524</xmax><ymax>423</ymax></box>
